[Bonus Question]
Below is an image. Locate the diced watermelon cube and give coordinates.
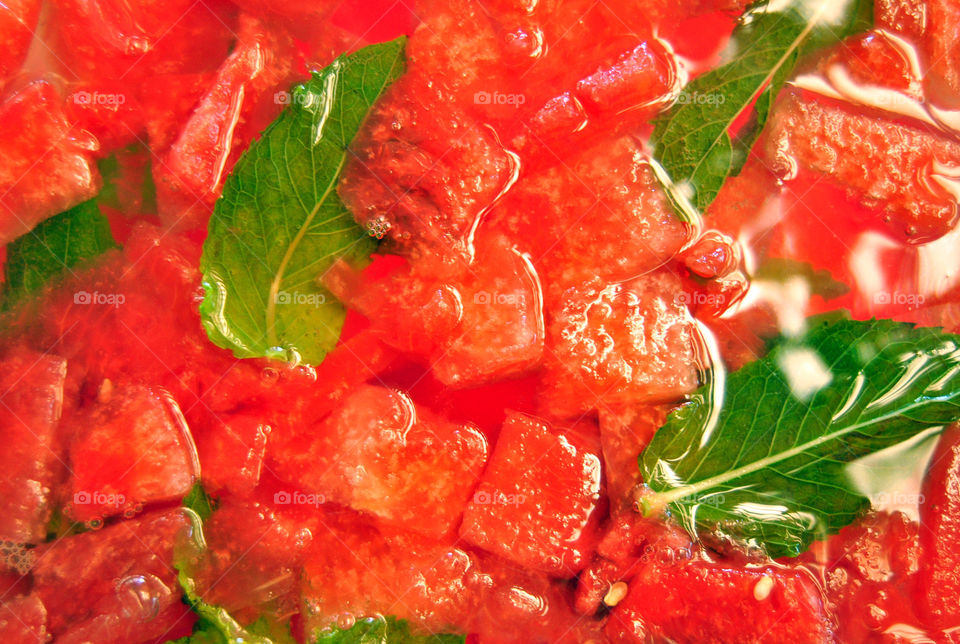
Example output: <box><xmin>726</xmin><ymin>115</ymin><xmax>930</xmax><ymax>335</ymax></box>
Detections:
<box><xmin>275</xmin><ymin>384</ymin><xmax>488</xmax><ymax>538</ymax></box>
<box><xmin>605</xmin><ymin>559</ymin><xmax>832</xmax><ymax>643</ymax></box>
<box><xmin>0</xmin><ymin>346</ymin><xmax>67</xmax><ymax>544</ymax></box>
<box><xmin>917</xmin><ymin>0</ymin><xmax>960</xmax><ymax>107</ymax></box>
<box><xmin>539</xmin><ymin>271</ymin><xmax>699</xmax><ymax>419</ymax></box>
<box><xmin>0</xmin><ymin>0</ymin><xmax>40</xmax><ymax>92</ymax></box>
<box><xmin>49</xmin><ymin>0</ymin><xmax>235</xmax><ymax>83</ymax></box>
<box><xmin>598</xmin><ymin>404</ymin><xmax>669</xmax><ymax>507</ymax></box>
<box><xmin>875</xmin><ymin>0</ymin><xmax>925</xmax><ymax>39</ymax></box>
<box><xmin>430</xmin><ymin>239</ymin><xmax>545</xmax><ymax>387</ymax></box>
<box><xmin>65</xmin><ymin>385</ymin><xmax>199</xmax><ymax>523</ymax></box>
<box><xmin>919</xmin><ymin>424</ymin><xmax>960</xmax><ymax>635</ymax></box>
<box><xmin>193</xmin><ymin>411</ymin><xmax>270</xmax><ymax>497</ymax></box>
<box><xmin>765</xmin><ymin>88</ymin><xmax>960</xmax><ymax>244</ymax></box>
<box><xmin>459</xmin><ymin>412</ymin><xmax>602</xmax><ymax>575</ymax></box>
<box><xmin>489</xmin><ymin>136</ymin><xmax>688</xmax><ymax>301</ymax></box>
<box><xmin>0</xmin><ymin>81</ymin><xmax>101</xmax><ymax>245</ymax></box>
<box><xmin>301</xmin><ymin>515</ymin><xmax>481</xmax><ymax>638</ymax></box>
<box><xmin>63</xmin><ymin>82</ymin><xmax>145</xmax><ymax>156</ymax></box>
<box><xmin>31</xmin><ymin>509</ymin><xmax>189</xmax><ymax>638</ymax></box>
<box><xmin>154</xmin><ymin>13</ymin><xmax>304</xmax><ymax>230</ymax></box>
<box><xmin>138</xmin><ymin>73</ymin><xmax>216</xmax><ymax>154</ymax></box>
<box><xmin>0</xmin><ymin>595</ymin><xmax>47</xmax><ymax>643</ymax></box>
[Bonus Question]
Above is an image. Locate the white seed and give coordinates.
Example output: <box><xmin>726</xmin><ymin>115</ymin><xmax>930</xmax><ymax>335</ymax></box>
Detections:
<box><xmin>603</xmin><ymin>581</ymin><xmax>629</xmax><ymax>607</ymax></box>
<box><xmin>753</xmin><ymin>575</ymin><xmax>775</xmax><ymax>601</ymax></box>
<box><xmin>97</xmin><ymin>378</ymin><xmax>113</xmax><ymax>403</ymax></box>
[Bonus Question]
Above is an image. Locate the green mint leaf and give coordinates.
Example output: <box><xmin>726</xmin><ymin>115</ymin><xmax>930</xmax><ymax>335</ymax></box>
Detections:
<box><xmin>199</xmin><ymin>37</ymin><xmax>406</xmax><ymax>366</ymax></box>
<box><xmin>753</xmin><ymin>257</ymin><xmax>850</xmax><ymax>300</ymax></box>
<box><xmin>2</xmin><ymin>199</ymin><xmax>119</xmax><ymax>309</ymax></box>
<box><xmin>182</xmin><ymin>483</ymin><xmax>217</xmax><ymax>523</ymax></box>
<box><xmin>639</xmin><ymin>317</ymin><xmax>960</xmax><ymax>559</ymax></box>
<box><xmin>313</xmin><ymin>616</ymin><xmax>465</xmax><ymax>644</ymax></box>
<box><xmin>651</xmin><ymin>0</ymin><xmax>872</xmax><ymax>212</ymax></box>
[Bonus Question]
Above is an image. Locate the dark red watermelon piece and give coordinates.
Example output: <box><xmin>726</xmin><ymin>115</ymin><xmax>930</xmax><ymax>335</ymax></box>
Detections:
<box><xmin>460</xmin><ymin>411</ymin><xmax>602</xmax><ymax>575</ymax></box>
<box><xmin>0</xmin><ymin>346</ymin><xmax>67</xmax><ymax>544</ymax></box>
<box><xmin>31</xmin><ymin>509</ymin><xmax>190</xmax><ymax>639</ymax></box>
<box><xmin>598</xmin><ymin>405</ymin><xmax>669</xmax><ymax>507</ymax></box>
<box><xmin>193</xmin><ymin>411</ymin><xmax>270</xmax><ymax>497</ymax></box>
<box><xmin>65</xmin><ymin>384</ymin><xmax>199</xmax><ymax>523</ymax></box>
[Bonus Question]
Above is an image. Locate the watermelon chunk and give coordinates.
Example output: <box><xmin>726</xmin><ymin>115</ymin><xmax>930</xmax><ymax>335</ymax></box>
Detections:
<box><xmin>193</xmin><ymin>411</ymin><xmax>270</xmax><ymax>497</ymax></box>
<box><xmin>65</xmin><ymin>385</ymin><xmax>199</xmax><ymax>523</ymax></box>
<box><xmin>799</xmin><ymin>511</ymin><xmax>923</xmax><ymax>642</ymax></box>
<box><xmin>765</xmin><ymin>88</ymin><xmax>960</xmax><ymax>244</ymax></box>
<box><xmin>489</xmin><ymin>136</ymin><xmax>688</xmax><ymax>301</ymax></box>
<box><xmin>31</xmin><ymin>509</ymin><xmax>190</xmax><ymax>638</ymax></box>
<box><xmin>459</xmin><ymin>412</ymin><xmax>602</xmax><ymax>575</ymax></box>
<box><xmin>275</xmin><ymin>384</ymin><xmax>488</xmax><ymax>538</ymax></box>
<box><xmin>919</xmin><ymin>424</ymin><xmax>960</xmax><ymax>635</ymax></box>
<box><xmin>0</xmin><ymin>346</ymin><xmax>67</xmax><ymax>544</ymax></box>
<box><xmin>64</xmin><ymin>82</ymin><xmax>145</xmax><ymax>156</ymax></box>
<box><xmin>138</xmin><ymin>72</ymin><xmax>216</xmax><ymax>154</ymax></box>
<box><xmin>0</xmin><ymin>81</ymin><xmax>101</xmax><ymax>245</ymax></box>
<box><xmin>605</xmin><ymin>558</ymin><xmax>832</xmax><ymax>643</ymax></box>
<box><xmin>598</xmin><ymin>404</ymin><xmax>669</xmax><ymax>507</ymax></box>
<box><xmin>154</xmin><ymin>13</ymin><xmax>304</xmax><ymax>230</ymax></box>
<box><xmin>0</xmin><ymin>0</ymin><xmax>40</xmax><ymax>92</ymax></box>
<box><xmin>539</xmin><ymin>271</ymin><xmax>699</xmax><ymax>419</ymax></box>
<box><xmin>0</xmin><ymin>595</ymin><xmax>47</xmax><ymax>643</ymax></box>
<box><xmin>301</xmin><ymin>515</ymin><xmax>480</xmax><ymax>637</ymax></box>
<box><xmin>49</xmin><ymin>0</ymin><xmax>235</xmax><ymax>83</ymax></box>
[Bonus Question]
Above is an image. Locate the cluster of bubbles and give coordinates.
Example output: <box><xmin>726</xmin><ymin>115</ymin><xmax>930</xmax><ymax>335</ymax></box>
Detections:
<box><xmin>0</xmin><ymin>540</ymin><xmax>36</xmax><ymax>575</ymax></box>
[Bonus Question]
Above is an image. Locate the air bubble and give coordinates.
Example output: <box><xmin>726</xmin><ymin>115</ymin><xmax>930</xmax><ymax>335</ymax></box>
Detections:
<box><xmin>86</xmin><ymin>517</ymin><xmax>104</xmax><ymax>531</ymax></box>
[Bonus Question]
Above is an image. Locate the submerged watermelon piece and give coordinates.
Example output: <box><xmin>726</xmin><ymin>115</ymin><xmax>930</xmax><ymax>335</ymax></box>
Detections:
<box><xmin>31</xmin><ymin>509</ymin><xmax>190</xmax><ymax>639</ymax></box>
<box><xmin>0</xmin><ymin>81</ymin><xmax>101</xmax><ymax>245</ymax></box>
<box><xmin>460</xmin><ymin>412</ymin><xmax>602</xmax><ymax>575</ymax></box>
<box><xmin>0</xmin><ymin>0</ymin><xmax>40</xmax><ymax>92</ymax></box>
<box><xmin>489</xmin><ymin>136</ymin><xmax>688</xmax><ymax>301</ymax></box>
<box><xmin>800</xmin><ymin>510</ymin><xmax>922</xmax><ymax>642</ymax></box>
<box><xmin>64</xmin><ymin>82</ymin><xmax>145</xmax><ymax>156</ymax></box>
<box><xmin>301</xmin><ymin>515</ymin><xmax>481</xmax><ymax>638</ymax></box>
<box><xmin>919</xmin><ymin>424</ymin><xmax>960</xmax><ymax>635</ymax></box>
<box><xmin>154</xmin><ymin>13</ymin><xmax>304</xmax><ymax>230</ymax></box>
<box><xmin>598</xmin><ymin>404</ymin><xmax>670</xmax><ymax>507</ymax></box>
<box><xmin>0</xmin><ymin>346</ymin><xmax>67</xmax><ymax>544</ymax></box>
<box><xmin>193</xmin><ymin>411</ymin><xmax>270</xmax><ymax>497</ymax></box>
<box><xmin>539</xmin><ymin>271</ymin><xmax>698</xmax><ymax>419</ymax></box>
<box><xmin>606</xmin><ymin>558</ymin><xmax>832</xmax><ymax>643</ymax></box>
<box><xmin>65</xmin><ymin>385</ymin><xmax>199</xmax><ymax>523</ymax></box>
<box><xmin>275</xmin><ymin>384</ymin><xmax>488</xmax><ymax>538</ymax></box>
<box><xmin>765</xmin><ymin>88</ymin><xmax>960</xmax><ymax>244</ymax></box>
<box><xmin>0</xmin><ymin>595</ymin><xmax>47</xmax><ymax>643</ymax></box>
<box><xmin>49</xmin><ymin>0</ymin><xmax>235</xmax><ymax>83</ymax></box>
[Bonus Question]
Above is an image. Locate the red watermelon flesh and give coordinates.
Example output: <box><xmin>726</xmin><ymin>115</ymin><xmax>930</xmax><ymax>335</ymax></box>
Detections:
<box><xmin>918</xmin><ymin>424</ymin><xmax>960</xmax><ymax>635</ymax></box>
<box><xmin>31</xmin><ymin>508</ymin><xmax>190</xmax><ymax>638</ymax></box>
<box><xmin>539</xmin><ymin>270</ymin><xmax>699</xmax><ymax>420</ymax></box>
<box><xmin>0</xmin><ymin>81</ymin><xmax>101</xmax><ymax>245</ymax></box>
<box><xmin>0</xmin><ymin>594</ymin><xmax>47</xmax><ymax>643</ymax></box>
<box><xmin>0</xmin><ymin>0</ymin><xmax>40</xmax><ymax>93</ymax></box>
<box><xmin>274</xmin><ymin>384</ymin><xmax>488</xmax><ymax>539</ymax></box>
<box><xmin>0</xmin><ymin>345</ymin><xmax>67</xmax><ymax>544</ymax></box>
<box><xmin>459</xmin><ymin>411</ymin><xmax>602</xmax><ymax>576</ymax></box>
<box><xmin>65</xmin><ymin>384</ymin><xmax>199</xmax><ymax>523</ymax></box>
